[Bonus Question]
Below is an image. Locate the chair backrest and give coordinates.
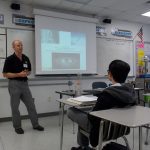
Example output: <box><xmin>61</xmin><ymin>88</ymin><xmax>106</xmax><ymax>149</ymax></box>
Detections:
<box><xmin>79</xmin><ymin>120</ymin><xmax>130</xmax><ymax>150</ymax></box>
<box><xmin>103</xmin><ymin>121</ymin><xmax>130</xmax><ymax>141</ymax></box>
<box><xmin>79</xmin><ymin>120</ymin><xmax>130</xmax><ymax>141</ymax></box>
<box><xmin>92</xmin><ymin>82</ymin><xmax>107</xmax><ymax>89</ymax></box>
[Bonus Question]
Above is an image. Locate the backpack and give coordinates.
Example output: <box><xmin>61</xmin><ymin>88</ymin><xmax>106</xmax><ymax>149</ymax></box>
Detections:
<box><xmin>102</xmin><ymin>142</ymin><xmax>128</xmax><ymax>150</ymax></box>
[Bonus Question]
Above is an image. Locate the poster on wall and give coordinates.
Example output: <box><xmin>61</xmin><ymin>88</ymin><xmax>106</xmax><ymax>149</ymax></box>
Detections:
<box><xmin>0</xmin><ymin>34</ymin><xmax>6</xmax><ymax>58</ymax></box>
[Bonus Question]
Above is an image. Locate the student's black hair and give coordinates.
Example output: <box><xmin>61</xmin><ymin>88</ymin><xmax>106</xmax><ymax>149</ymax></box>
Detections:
<box><xmin>108</xmin><ymin>59</ymin><xmax>130</xmax><ymax>83</ymax></box>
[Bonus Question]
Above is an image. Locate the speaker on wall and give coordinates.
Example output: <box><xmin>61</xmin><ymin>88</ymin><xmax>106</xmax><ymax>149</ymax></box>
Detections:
<box><xmin>103</xmin><ymin>19</ymin><xmax>111</xmax><ymax>24</ymax></box>
<box><xmin>10</xmin><ymin>3</ymin><xmax>20</xmax><ymax>10</ymax></box>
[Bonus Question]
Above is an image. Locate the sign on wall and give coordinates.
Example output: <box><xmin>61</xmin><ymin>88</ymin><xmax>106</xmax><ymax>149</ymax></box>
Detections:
<box><xmin>96</xmin><ymin>26</ymin><xmax>107</xmax><ymax>36</ymax></box>
<box><xmin>111</xmin><ymin>28</ymin><xmax>132</xmax><ymax>38</ymax></box>
<box><xmin>12</xmin><ymin>14</ymin><xmax>34</xmax><ymax>27</ymax></box>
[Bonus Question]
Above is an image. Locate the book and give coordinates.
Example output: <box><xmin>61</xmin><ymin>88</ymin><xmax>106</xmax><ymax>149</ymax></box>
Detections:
<box><xmin>67</xmin><ymin>96</ymin><xmax>97</xmax><ymax>106</ymax></box>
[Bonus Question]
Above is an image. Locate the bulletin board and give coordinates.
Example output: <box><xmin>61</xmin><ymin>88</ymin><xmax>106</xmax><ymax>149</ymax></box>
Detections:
<box><xmin>97</xmin><ymin>37</ymin><xmax>134</xmax><ymax>76</ymax></box>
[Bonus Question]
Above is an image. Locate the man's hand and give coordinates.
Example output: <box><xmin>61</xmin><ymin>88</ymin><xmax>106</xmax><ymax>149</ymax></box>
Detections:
<box><xmin>24</xmin><ymin>69</ymin><xmax>31</xmax><ymax>76</ymax></box>
<box><xmin>3</xmin><ymin>70</ymin><xmax>31</xmax><ymax>78</ymax></box>
<box><xmin>19</xmin><ymin>70</ymin><xmax>28</xmax><ymax>77</ymax></box>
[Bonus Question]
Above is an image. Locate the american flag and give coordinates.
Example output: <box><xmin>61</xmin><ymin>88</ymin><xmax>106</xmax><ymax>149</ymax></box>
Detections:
<box><xmin>137</xmin><ymin>27</ymin><xmax>144</xmax><ymax>48</ymax></box>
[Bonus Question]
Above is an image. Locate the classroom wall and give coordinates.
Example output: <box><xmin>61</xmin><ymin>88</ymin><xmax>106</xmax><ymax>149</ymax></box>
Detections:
<box><xmin>0</xmin><ymin>1</ymin><xmax>33</xmax><ymax>29</ymax></box>
<box><xmin>0</xmin><ymin>1</ymin><xmax>149</xmax><ymax>118</ymax></box>
<box><xmin>0</xmin><ymin>77</ymin><xmax>109</xmax><ymax>118</ymax></box>
<box><xmin>97</xmin><ymin>18</ymin><xmax>150</xmax><ymax>41</ymax></box>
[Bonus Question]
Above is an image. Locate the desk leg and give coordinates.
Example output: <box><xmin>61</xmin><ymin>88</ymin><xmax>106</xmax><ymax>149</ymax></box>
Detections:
<box><xmin>97</xmin><ymin>120</ymin><xmax>104</xmax><ymax>150</ymax></box>
<box><xmin>145</xmin><ymin>124</ymin><xmax>149</xmax><ymax>145</ymax></box>
<box><xmin>60</xmin><ymin>103</ymin><xmax>64</xmax><ymax>150</ymax></box>
<box><xmin>59</xmin><ymin>94</ymin><xmax>63</xmax><ymax>126</ymax></box>
<box><xmin>139</xmin><ymin>126</ymin><xmax>142</xmax><ymax>150</ymax></box>
<box><xmin>137</xmin><ymin>91</ymin><xmax>140</xmax><ymax>104</ymax></box>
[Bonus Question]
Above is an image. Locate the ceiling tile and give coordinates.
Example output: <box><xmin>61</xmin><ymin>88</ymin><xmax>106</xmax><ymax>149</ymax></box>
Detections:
<box><xmin>32</xmin><ymin>0</ymin><xmax>62</xmax><ymax>7</ymax></box>
<box><xmin>18</xmin><ymin>0</ymin><xmax>33</xmax><ymax>5</ymax></box>
<box><xmin>64</xmin><ymin>0</ymin><xmax>92</xmax><ymax>4</ymax></box>
<box><xmin>109</xmin><ymin>0</ymin><xmax>147</xmax><ymax>11</ymax></box>
<box><xmin>80</xmin><ymin>4</ymin><xmax>104</xmax><ymax>14</ymax></box>
<box><xmin>1</xmin><ymin>0</ymin><xmax>150</xmax><ymax>24</ymax></box>
<box><xmin>87</xmin><ymin>0</ymin><xmax>119</xmax><ymax>7</ymax></box>
<box><xmin>57</xmin><ymin>0</ymin><xmax>83</xmax><ymax>11</ymax></box>
<box><xmin>96</xmin><ymin>8</ymin><xmax>121</xmax><ymax>18</ymax></box>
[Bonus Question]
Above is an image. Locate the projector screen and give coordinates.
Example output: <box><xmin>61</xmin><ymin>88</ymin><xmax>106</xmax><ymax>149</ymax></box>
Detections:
<box><xmin>34</xmin><ymin>10</ymin><xmax>97</xmax><ymax>75</ymax></box>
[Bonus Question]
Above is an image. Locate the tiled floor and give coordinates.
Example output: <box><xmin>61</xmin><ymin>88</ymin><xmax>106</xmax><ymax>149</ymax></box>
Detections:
<box><xmin>0</xmin><ymin>115</ymin><xmax>150</xmax><ymax>150</ymax></box>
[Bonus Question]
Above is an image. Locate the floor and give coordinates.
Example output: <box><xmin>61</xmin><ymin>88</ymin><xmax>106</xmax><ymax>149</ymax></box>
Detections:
<box><xmin>0</xmin><ymin>115</ymin><xmax>150</xmax><ymax>150</ymax></box>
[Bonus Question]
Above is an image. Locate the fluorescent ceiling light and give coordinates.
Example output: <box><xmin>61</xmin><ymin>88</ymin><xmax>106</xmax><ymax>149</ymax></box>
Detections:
<box><xmin>142</xmin><ymin>11</ymin><xmax>150</xmax><ymax>17</ymax></box>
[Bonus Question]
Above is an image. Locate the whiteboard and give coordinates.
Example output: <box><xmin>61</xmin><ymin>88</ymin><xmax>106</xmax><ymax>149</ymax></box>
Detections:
<box><xmin>0</xmin><ymin>58</ymin><xmax>5</xmax><ymax>79</ymax></box>
<box><xmin>97</xmin><ymin>37</ymin><xmax>134</xmax><ymax>76</ymax></box>
<box><xmin>7</xmin><ymin>29</ymin><xmax>35</xmax><ymax>78</ymax></box>
<box><xmin>0</xmin><ymin>34</ymin><xmax>6</xmax><ymax>58</ymax></box>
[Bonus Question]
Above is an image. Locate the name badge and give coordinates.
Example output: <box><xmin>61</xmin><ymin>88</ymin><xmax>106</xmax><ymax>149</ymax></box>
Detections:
<box><xmin>23</xmin><ymin>63</ymin><xmax>28</xmax><ymax>68</ymax></box>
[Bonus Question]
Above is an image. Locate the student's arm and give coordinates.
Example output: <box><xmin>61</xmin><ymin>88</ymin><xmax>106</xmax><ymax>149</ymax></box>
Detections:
<box><xmin>92</xmin><ymin>93</ymin><xmax>115</xmax><ymax>111</ymax></box>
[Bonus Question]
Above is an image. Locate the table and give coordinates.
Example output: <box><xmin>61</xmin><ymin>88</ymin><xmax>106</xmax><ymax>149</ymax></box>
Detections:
<box><xmin>56</xmin><ymin>88</ymin><xmax>144</xmax><ymax>150</ymax></box>
<box><xmin>56</xmin><ymin>90</ymin><xmax>90</xmax><ymax>126</ymax></box>
<box><xmin>55</xmin><ymin>90</ymin><xmax>76</xmax><ymax>99</ymax></box>
<box><xmin>90</xmin><ymin>106</ymin><xmax>150</xmax><ymax>150</ymax></box>
<box><xmin>55</xmin><ymin>89</ymin><xmax>103</xmax><ymax>125</ymax></box>
<box><xmin>55</xmin><ymin>89</ymin><xmax>104</xmax><ymax>99</ymax></box>
<box><xmin>56</xmin><ymin>87</ymin><xmax>143</xmax><ymax>103</ymax></box>
<box><xmin>56</xmin><ymin>99</ymin><xmax>93</xmax><ymax>150</ymax></box>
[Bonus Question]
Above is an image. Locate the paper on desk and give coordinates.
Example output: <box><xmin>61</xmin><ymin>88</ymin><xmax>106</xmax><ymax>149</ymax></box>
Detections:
<box><xmin>67</xmin><ymin>96</ymin><xmax>97</xmax><ymax>105</ymax></box>
<box><xmin>71</xmin><ymin>96</ymin><xmax>97</xmax><ymax>102</ymax></box>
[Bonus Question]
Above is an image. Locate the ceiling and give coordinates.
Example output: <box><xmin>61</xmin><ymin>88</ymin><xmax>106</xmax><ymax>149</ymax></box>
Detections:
<box><xmin>5</xmin><ymin>0</ymin><xmax>150</xmax><ymax>24</ymax></box>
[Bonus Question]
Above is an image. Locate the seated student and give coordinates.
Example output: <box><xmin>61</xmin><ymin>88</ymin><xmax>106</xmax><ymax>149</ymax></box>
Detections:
<box><xmin>67</xmin><ymin>59</ymin><xmax>136</xmax><ymax>150</ymax></box>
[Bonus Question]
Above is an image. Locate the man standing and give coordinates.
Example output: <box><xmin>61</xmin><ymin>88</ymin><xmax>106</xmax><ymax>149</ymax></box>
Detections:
<box><xmin>3</xmin><ymin>40</ymin><xmax>44</xmax><ymax>134</ymax></box>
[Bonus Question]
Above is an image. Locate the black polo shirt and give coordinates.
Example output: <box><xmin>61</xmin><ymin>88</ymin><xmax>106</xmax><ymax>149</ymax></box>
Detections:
<box><xmin>3</xmin><ymin>53</ymin><xmax>31</xmax><ymax>81</ymax></box>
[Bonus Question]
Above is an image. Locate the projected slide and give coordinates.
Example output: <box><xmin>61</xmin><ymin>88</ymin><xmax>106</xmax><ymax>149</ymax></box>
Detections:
<box><xmin>52</xmin><ymin>53</ymin><xmax>80</xmax><ymax>69</ymax></box>
<box><xmin>34</xmin><ymin>12</ymin><xmax>97</xmax><ymax>75</ymax></box>
<box><xmin>41</xmin><ymin>29</ymin><xmax>86</xmax><ymax>71</ymax></box>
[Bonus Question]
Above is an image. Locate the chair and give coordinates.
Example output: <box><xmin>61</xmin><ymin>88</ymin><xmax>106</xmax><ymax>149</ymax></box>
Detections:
<box><xmin>79</xmin><ymin>120</ymin><xmax>131</xmax><ymax>150</ymax></box>
<box><xmin>92</xmin><ymin>82</ymin><xmax>107</xmax><ymax>89</ymax></box>
<box><xmin>68</xmin><ymin>107</ymin><xmax>131</xmax><ymax>150</ymax></box>
<box><xmin>92</xmin><ymin>82</ymin><xmax>107</xmax><ymax>96</ymax></box>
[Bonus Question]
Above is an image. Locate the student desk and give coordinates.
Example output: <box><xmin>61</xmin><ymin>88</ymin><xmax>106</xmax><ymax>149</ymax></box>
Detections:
<box><xmin>55</xmin><ymin>90</ymin><xmax>76</xmax><ymax>99</ymax></box>
<box><xmin>55</xmin><ymin>89</ymin><xmax>103</xmax><ymax>125</ymax></box>
<box><xmin>55</xmin><ymin>89</ymin><xmax>104</xmax><ymax>99</ymax></box>
<box><xmin>56</xmin><ymin>88</ymin><xmax>144</xmax><ymax>150</ymax></box>
<box><xmin>90</xmin><ymin>106</ymin><xmax>150</xmax><ymax>150</ymax></box>
<box><xmin>56</xmin><ymin>87</ymin><xmax>143</xmax><ymax>103</ymax></box>
<box><xmin>55</xmin><ymin>90</ymin><xmax>91</xmax><ymax>125</ymax></box>
<box><xmin>56</xmin><ymin>99</ymin><xmax>94</xmax><ymax>150</ymax></box>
